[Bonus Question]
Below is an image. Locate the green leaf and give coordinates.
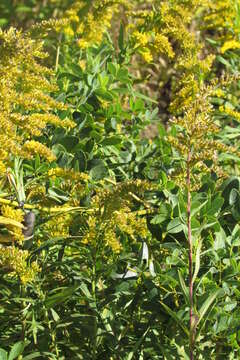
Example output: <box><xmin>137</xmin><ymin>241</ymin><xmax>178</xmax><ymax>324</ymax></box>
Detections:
<box><xmin>8</xmin><ymin>341</ymin><xmax>25</xmax><ymax>360</ymax></box>
<box><xmin>190</xmin><ymin>200</ymin><xmax>207</xmax><ymax>218</ymax></box>
<box><xmin>0</xmin><ymin>18</ymin><xmax>8</xmax><ymax>27</ymax></box>
<box><xmin>107</xmin><ymin>62</ymin><xmax>118</xmax><ymax>76</ymax></box>
<box><xmin>101</xmin><ymin>136</ymin><xmax>122</xmax><ymax>146</ymax></box>
<box><xmin>132</xmin><ymin>91</ymin><xmax>158</xmax><ymax>104</ymax></box>
<box><xmin>45</xmin><ymin>286</ymin><xmax>78</xmax><ymax>308</ymax></box>
<box><xmin>216</xmin><ymin>55</ymin><xmax>231</xmax><ymax>67</ymax></box>
<box><xmin>74</xmin><ymin>149</ymin><xmax>87</xmax><ymax>171</ymax></box>
<box><xmin>192</xmin><ymin>240</ymin><xmax>201</xmax><ymax>285</ymax></box>
<box><xmin>85</xmin><ymin>139</ymin><xmax>95</xmax><ymax>154</ymax></box>
<box><xmin>118</xmin><ymin>22</ymin><xmax>124</xmax><ymax>51</ymax></box>
<box><xmin>23</xmin><ymin>352</ymin><xmax>43</xmax><ymax>360</ymax></box>
<box><xmin>229</xmin><ymin>188</ymin><xmax>239</xmax><ymax>205</ymax></box>
<box><xmin>178</xmin><ymin>270</ymin><xmax>189</xmax><ymax>305</ymax></box>
<box><xmin>174</xmin><ymin>342</ymin><xmax>190</xmax><ymax>360</ymax></box>
<box><xmin>80</xmin><ymin>283</ymin><xmax>92</xmax><ymax>299</ymax></box>
<box><xmin>221</xmin><ymin>176</ymin><xmax>240</xmax><ymax>203</ymax></box>
<box><xmin>59</xmin><ymin>136</ymin><xmax>79</xmax><ymax>152</ymax></box>
<box><xmin>50</xmin><ymin>308</ymin><xmax>60</xmax><ymax>322</ymax></box>
<box><xmin>159</xmin><ymin>301</ymin><xmax>189</xmax><ymax>336</ymax></box>
<box><xmin>206</xmin><ymin>195</ymin><xmax>224</xmax><ymax>216</ymax></box>
<box><xmin>0</xmin><ymin>349</ymin><xmax>8</xmax><ymax>360</ymax></box>
<box><xmin>126</xmin><ymin>326</ymin><xmax>150</xmax><ymax>360</ymax></box>
<box><xmin>95</xmin><ymin>89</ymin><xmax>113</xmax><ymax>101</ymax></box>
<box><xmin>214</xmin><ymin>227</ymin><xmax>226</xmax><ymax>250</ymax></box>
<box><xmin>167</xmin><ymin>217</ymin><xmax>183</xmax><ymax>234</ymax></box>
<box><xmin>90</xmin><ymin>163</ymin><xmax>108</xmax><ymax>180</ymax></box>
<box><xmin>151</xmin><ymin>203</ymin><xmax>171</xmax><ymax>225</ymax></box>
<box><xmin>197</xmin><ymin>289</ymin><xmax>224</xmax><ymax>329</ymax></box>
<box><xmin>196</xmin><ymin>288</ymin><xmax>224</xmax><ymax>342</ymax></box>
<box><xmin>15</xmin><ymin>6</ymin><xmax>32</xmax><ymax>13</ymax></box>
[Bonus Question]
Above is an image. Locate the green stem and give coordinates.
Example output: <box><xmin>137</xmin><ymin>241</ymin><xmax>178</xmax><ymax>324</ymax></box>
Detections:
<box><xmin>92</xmin><ymin>250</ymin><xmax>97</xmax><ymax>359</ymax></box>
<box><xmin>55</xmin><ymin>33</ymin><xmax>62</xmax><ymax>72</ymax></box>
<box><xmin>20</xmin><ymin>285</ymin><xmax>26</xmax><ymax>341</ymax></box>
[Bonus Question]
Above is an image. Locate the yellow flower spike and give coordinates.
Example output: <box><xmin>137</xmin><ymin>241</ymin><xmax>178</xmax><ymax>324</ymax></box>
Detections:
<box><xmin>141</xmin><ymin>50</ymin><xmax>153</xmax><ymax>63</ymax></box>
<box><xmin>221</xmin><ymin>40</ymin><xmax>240</xmax><ymax>53</ymax></box>
<box><xmin>63</xmin><ymin>0</ymin><xmax>129</xmax><ymax>49</ymax></box>
<box><xmin>1</xmin><ymin>205</ymin><xmax>24</xmax><ymax>244</ymax></box>
<box><xmin>23</xmin><ymin>141</ymin><xmax>56</xmax><ymax>162</ymax></box>
<box><xmin>0</xmin><ymin>245</ymin><xmax>39</xmax><ymax>284</ymax></box>
<box><xmin>48</xmin><ymin>167</ymin><xmax>89</xmax><ymax>182</ymax></box>
<box><xmin>27</xmin><ymin>185</ymin><xmax>46</xmax><ymax>201</ymax></box>
<box><xmin>43</xmin><ymin>212</ymin><xmax>72</xmax><ymax>238</ymax></box>
<box><xmin>0</xmin><ymin>28</ymin><xmax>70</xmax><ymax>164</ymax></box>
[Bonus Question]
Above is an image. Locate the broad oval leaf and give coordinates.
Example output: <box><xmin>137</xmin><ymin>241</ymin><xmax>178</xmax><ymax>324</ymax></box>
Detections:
<box><xmin>167</xmin><ymin>217</ymin><xmax>183</xmax><ymax>234</ymax></box>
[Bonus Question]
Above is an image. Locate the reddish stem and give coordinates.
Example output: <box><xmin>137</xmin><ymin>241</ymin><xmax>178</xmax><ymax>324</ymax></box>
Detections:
<box><xmin>187</xmin><ymin>150</ymin><xmax>194</xmax><ymax>360</ymax></box>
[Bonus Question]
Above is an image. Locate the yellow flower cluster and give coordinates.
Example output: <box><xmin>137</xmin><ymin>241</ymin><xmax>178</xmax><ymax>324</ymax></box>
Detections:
<box><xmin>94</xmin><ymin>179</ymin><xmax>155</xmax><ymax>220</ymax></box>
<box><xmin>202</xmin><ymin>0</ymin><xmax>240</xmax><ymax>54</ymax></box>
<box><xmin>168</xmin><ymin>84</ymin><xmax>231</xmax><ymax>188</ymax></box>
<box><xmin>1</xmin><ymin>205</ymin><xmax>24</xmax><ymax>244</ymax></box>
<box><xmin>220</xmin><ymin>105</ymin><xmax>240</xmax><ymax>122</ymax></box>
<box><xmin>213</xmin><ymin>89</ymin><xmax>225</xmax><ymax>98</ymax></box>
<box><xmin>23</xmin><ymin>141</ymin><xmax>56</xmax><ymax>162</ymax></box>
<box><xmin>61</xmin><ymin>0</ymin><xmax>129</xmax><ymax>48</ymax></box>
<box><xmin>0</xmin><ymin>245</ymin><xmax>39</xmax><ymax>284</ymax></box>
<box><xmin>48</xmin><ymin>167</ymin><xmax>89</xmax><ymax>182</ymax></box>
<box><xmin>27</xmin><ymin>184</ymin><xmax>46</xmax><ymax>201</ymax></box>
<box><xmin>30</xmin><ymin>18</ymin><xmax>69</xmax><ymax>34</ymax></box>
<box><xmin>43</xmin><ymin>212</ymin><xmax>72</xmax><ymax>238</ymax></box>
<box><xmin>127</xmin><ymin>1</ymin><xmax>215</xmax><ymax>113</ymax></box>
<box><xmin>221</xmin><ymin>40</ymin><xmax>240</xmax><ymax>53</ymax></box>
<box><xmin>154</xmin><ymin>33</ymin><xmax>174</xmax><ymax>59</ymax></box>
<box><xmin>104</xmin><ymin>227</ymin><xmax>121</xmax><ymax>253</ymax></box>
<box><xmin>132</xmin><ymin>30</ymin><xmax>174</xmax><ymax>63</ymax></box>
<box><xmin>18</xmin><ymin>114</ymin><xmax>75</xmax><ymax>136</ymax></box>
<box><xmin>130</xmin><ymin>1</ymin><xmax>199</xmax><ymax>58</ymax></box>
<box><xmin>81</xmin><ymin>216</ymin><xmax>97</xmax><ymax>244</ymax></box>
<box><xmin>0</xmin><ymin>27</ymin><xmax>71</xmax><ymax>166</ymax></box>
<box><xmin>203</xmin><ymin>0</ymin><xmax>237</xmax><ymax>30</ymax></box>
<box><xmin>81</xmin><ymin>180</ymin><xmax>153</xmax><ymax>253</ymax></box>
<box><xmin>112</xmin><ymin>208</ymin><xmax>148</xmax><ymax>239</ymax></box>
<box><xmin>0</xmin><ymin>161</ymin><xmax>6</xmax><ymax>176</ymax></box>
<box><xmin>81</xmin><ymin>214</ymin><xmax>122</xmax><ymax>253</ymax></box>
<box><xmin>170</xmin><ymin>75</ymin><xmax>199</xmax><ymax>113</ymax></box>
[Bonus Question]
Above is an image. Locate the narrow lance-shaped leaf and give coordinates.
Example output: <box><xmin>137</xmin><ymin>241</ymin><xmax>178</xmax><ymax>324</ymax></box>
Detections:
<box><xmin>196</xmin><ymin>288</ymin><xmax>224</xmax><ymax>341</ymax></box>
<box><xmin>178</xmin><ymin>270</ymin><xmax>189</xmax><ymax>306</ymax></box>
<box><xmin>159</xmin><ymin>301</ymin><xmax>189</xmax><ymax>336</ymax></box>
<box><xmin>8</xmin><ymin>341</ymin><xmax>26</xmax><ymax>360</ymax></box>
<box><xmin>192</xmin><ymin>239</ymin><xmax>201</xmax><ymax>285</ymax></box>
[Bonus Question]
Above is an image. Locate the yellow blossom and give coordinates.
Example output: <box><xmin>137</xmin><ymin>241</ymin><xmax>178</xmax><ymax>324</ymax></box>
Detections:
<box><xmin>62</xmin><ymin>0</ymin><xmax>129</xmax><ymax>49</ymax></box>
<box><xmin>141</xmin><ymin>50</ymin><xmax>153</xmax><ymax>63</ymax></box>
<box><xmin>221</xmin><ymin>39</ymin><xmax>240</xmax><ymax>53</ymax></box>
<box><xmin>1</xmin><ymin>205</ymin><xmax>24</xmax><ymax>244</ymax></box>
<box><xmin>43</xmin><ymin>212</ymin><xmax>72</xmax><ymax>238</ymax></box>
<box><xmin>48</xmin><ymin>167</ymin><xmax>89</xmax><ymax>182</ymax></box>
<box><xmin>0</xmin><ymin>245</ymin><xmax>39</xmax><ymax>284</ymax></box>
<box><xmin>0</xmin><ymin>27</ymin><xmax>70</xmax><ymax>165</ymax></box>
<box><xmin>23</xmin><ymin>141</ymin><xmax>56</xmax><ymax>162</ymax></box>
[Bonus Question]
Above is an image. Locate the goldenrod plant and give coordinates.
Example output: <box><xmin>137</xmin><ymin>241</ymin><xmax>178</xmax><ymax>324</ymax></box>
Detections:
<box><xmin>1</xmin><ymin>1</ymin><xmax>240</xmax><ymax>359</ymax></box>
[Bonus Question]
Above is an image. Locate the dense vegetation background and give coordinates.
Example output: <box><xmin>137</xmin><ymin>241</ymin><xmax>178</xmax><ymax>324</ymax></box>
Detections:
<box><xmin>1</xmin><ymin>1</ymin><xmax>240</xmax><ymax>359</ymax></box>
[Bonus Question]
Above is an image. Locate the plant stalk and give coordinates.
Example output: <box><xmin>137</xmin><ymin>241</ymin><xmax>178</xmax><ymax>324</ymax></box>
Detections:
<box><xmin>92</xmin><ymin>250</ymin><xmax>97</xmax><ymax>360</ymax></box>
<box><xmin>187</xmin><ymin>150</ymin><xmax>194</xmax><ymax>360</ymax></box>
<box><xmin>55</xmin><ymin>33</ymin><xmax>62</xmax><ymax>72</ymax></box>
